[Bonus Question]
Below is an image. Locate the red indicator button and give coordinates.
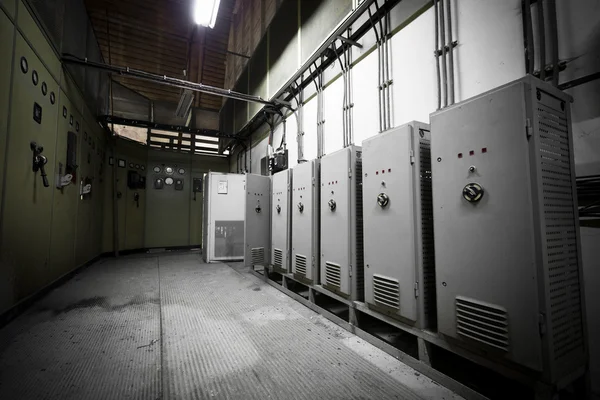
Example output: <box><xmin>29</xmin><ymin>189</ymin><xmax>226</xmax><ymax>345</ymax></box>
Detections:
<box><xmin>469</xmin><ymin>150</ymin><xmax>474</xmax><ymax>156</ymax></box>
<box><xmin>458</xmin><ymin>153</ymin><xmax>463</xmax><ymax>158</ymax></box>
<box><xmin>482</xmin><ymin>147</ymin><xmax>487</xmax><ymax>153</ymax></box>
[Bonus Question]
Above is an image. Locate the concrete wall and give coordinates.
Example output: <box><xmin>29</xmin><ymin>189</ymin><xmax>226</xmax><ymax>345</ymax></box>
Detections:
<box><xmin>0</xmin><ymin>0</ymin><xmax>107</xmax><ymax>315</ymax></box>
<box><xmin>231</xmin><ymin>0</ymin><xmax>600</xmax><ymax>393</ymax></box>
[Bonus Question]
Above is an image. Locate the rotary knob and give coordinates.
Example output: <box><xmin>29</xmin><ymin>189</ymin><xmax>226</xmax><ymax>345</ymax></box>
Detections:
<box><xmin>463</xmin><ymin>183</ymin><xmax>484</xmax><ymax>203</ymax></box>
<box><xmin>298</xmin><ymin>202</ymin><xmax>304</xmax><ymax>213</ymax></box>
<box><xmin>276</xmin><ymin>204</ymin><xmax>281</xmax><ymax>214</ymax></box>
<box><xmin>328</xmin><ymin>199</ymin><xmax>336</xmax><ymax>211</ymax></box>
<box><xmin>255</xmin><ymin>201</ymin><xmax>261</xmax><ymax>213</ymax></box>
<box><xmin>377</xmin><ymin>193</ymin><xmax>389</xmax><ymax>207</ymax></box>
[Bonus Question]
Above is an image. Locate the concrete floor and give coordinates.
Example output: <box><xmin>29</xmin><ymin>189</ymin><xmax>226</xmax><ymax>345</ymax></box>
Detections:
<box><xmin>0</xmin><ymin>252</ymin><xmax>463</xmax><ymax>400</ymax></box>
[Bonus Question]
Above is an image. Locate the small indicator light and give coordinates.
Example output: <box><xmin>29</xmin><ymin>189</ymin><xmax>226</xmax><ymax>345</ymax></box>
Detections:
<box><xmin>469</xmin><ymin>150</ymin><xmax>474</xmax><ymax>156</ymax></box>
<box><xmin>482</xmin><ymin>147</ymin><xmax>487</xmax><ymax>153</ymax></box>
<box><xmin>458</xmin><ymin>153</ymin><xmax>463</xmax><ymax>158</ymax></box>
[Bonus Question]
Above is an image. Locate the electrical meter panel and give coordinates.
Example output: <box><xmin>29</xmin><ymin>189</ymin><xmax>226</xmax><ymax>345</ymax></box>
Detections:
<box><xmin>244</xmin><ymin>173</ymin><xmax>271</xmax><ymax>268</ymax></box>
<box><xmin>431</xmin><ymin>76</ymin><xmax>585</xmax><ymax>384</ymax></box>
<box><xmin>291</xmin><ymin>159</ymin><xmax>320</xmax><ymax>284</ymax></box>
<box><xmin>271</xmin><ymin>170</ymin><xmax>292</xmax><ymax>273</ymax></box>
<box><xmin>320</xmin><ymin>145</ymin><xmax>363</xmax><ymax>300</ymax></box>
<box><xmin>362</xmin><ymin>121</ymin><xmax>435</xmax><ymax>329</ymax></box>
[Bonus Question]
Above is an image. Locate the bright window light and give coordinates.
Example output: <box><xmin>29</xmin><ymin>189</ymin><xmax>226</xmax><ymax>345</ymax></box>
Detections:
<box><xmin>194</xmin><ymin>0</ymin><xmax>221</xmax><ymax>28</ymax></box>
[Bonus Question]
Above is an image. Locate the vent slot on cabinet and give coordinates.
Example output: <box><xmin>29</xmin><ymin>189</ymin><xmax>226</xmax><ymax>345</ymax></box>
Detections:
<box><xmin>355</xmin><ymin>156</ymin><xmax>364</xmax><ymax>298</ymax></box>
<box><xmin>273</xmin><ymin>248</ymin><xmax>283</xmax><ymax>268</ymax></box>
<box><xmin>325</xmin><ymin>262</ymin><xmax>341</xmax><ymax>288</ymax></box>
<box><xmin>456</xmin><ymin>297</ymin><xmax>509</xmax><ymax>351</ymax></box>
<box><xmin>373</xmin><ymin>275</ymin><xmax>399</xmax><ymax>309</ymax></box>
<box><xmin>419</xmin><ymin>137</ymin><xmax>437</xmax><ymax>326</ymax></box>
<box><xmin>295</xmin><ymin>254</ymin><xmax>307</xmax><ymax>276</ymax></box>
<box><xmin>537</xmin><ymin>101</ymin><xmax>584</xmax><ymax>361</ymax></box>
<box><xmin>251</xmin><ymin>247</ymin><xmax>265</xmax><ymax>265</ymax></box>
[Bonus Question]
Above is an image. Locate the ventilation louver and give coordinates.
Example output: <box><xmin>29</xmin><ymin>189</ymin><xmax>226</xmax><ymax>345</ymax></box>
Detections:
<box><xmin>325</xmin><ymin>262</ymin><xmax>341</xmax><ymax>288</ymax></box>
<box><xmin>373</xmin><ymin>275</ymin><xmax>399</xmax><ymax>309</ymax></box>
<box><xmin>273</xmin><ymin>248</ymin><xmax>283</xmax><ymax>269</ymax></box>
<box><xmin>251</xmin><ymin>247</ymin><xmax>265</xmax><ymax>265</ymax></box>
<box><xmin>295</xmin><ymin>254</ymin><xmax>307</xmax><ymax>277</ymax></box>
<box><xmin>456</xmin><ymin>297</ymin><xmax>509</xmax><ymax>351</ymax></box>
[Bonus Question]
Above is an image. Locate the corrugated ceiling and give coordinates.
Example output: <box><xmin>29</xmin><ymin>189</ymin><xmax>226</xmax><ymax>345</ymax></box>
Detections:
<box><xmin>85</xmin><ymin>0</ymin><xmax>235</xmax><ymax>111</ymax></box>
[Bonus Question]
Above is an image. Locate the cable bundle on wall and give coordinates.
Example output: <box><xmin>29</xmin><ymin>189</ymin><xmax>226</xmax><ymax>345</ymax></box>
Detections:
<box><xmin>311</xmin><ymin>62</ymin><xmax>325</xmax><ymax>159</ymax></box>
<box><xmin>433</xmin><ymin>0</ymin><xmax>457</xmax><ymax>109</ymax></box>
<box><xmin>369</xmin><ymin>2</ymin><xmax>393</xmax><ymax>132</ymax></box>
<box><xmin>334</xmin><ymin>35</ymin><xmax>355</xmax><ymax>148</ymax></box>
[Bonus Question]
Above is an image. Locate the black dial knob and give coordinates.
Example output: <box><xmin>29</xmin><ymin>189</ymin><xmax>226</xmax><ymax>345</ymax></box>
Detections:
<box><xmin>377</xmin><ymin>193</ymin><xmax>389</xmax><ymax>207</ymax></box>
<box><xmin>463</xmin><ymin>183</ymin><xmax>484</xmax><ymax>203</ymax></box>
<box><xmin>276</xmin><ymin>205</ymin><xmax>281</xmax><ymax>214</ymax></box>
<box><xmin>328</xmin><ymin>199</ymin><xmax>336</xmax><ymax>211</ymax></box>
<box><xmin>298</xmin><ymin>202</ymin><xmax>304</xmax><ymax>213</ymax></box>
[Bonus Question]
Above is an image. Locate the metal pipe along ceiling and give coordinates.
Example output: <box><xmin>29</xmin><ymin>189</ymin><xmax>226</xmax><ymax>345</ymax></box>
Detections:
<box><xmin>62</xmin><ymin>54</ymin><xmax>279</xmax><ymax>107</ymax></box>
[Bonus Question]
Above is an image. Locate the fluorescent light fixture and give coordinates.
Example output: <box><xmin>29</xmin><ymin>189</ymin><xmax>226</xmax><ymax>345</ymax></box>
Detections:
<box><xmin>194</xmin><ymin>0</ymin><xmax>221</xmax><ymax>28</ymax></box>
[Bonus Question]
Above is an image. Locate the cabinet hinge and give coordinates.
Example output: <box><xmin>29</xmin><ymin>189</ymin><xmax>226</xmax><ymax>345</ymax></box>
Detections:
<box><xmin>349</xmin><ymin>264</ymin><xmax>352</xmax><ymax>277</ymax></box>
<box><xmin>410</xmin><ymin>150</ymin><xmax>415</xmax><ymax>165</ymax></box>
<box><xmin>414</xmin><ymin>281</ymin><xmax>419</xmax><ymax>298</ymax></box>
<box><xmin>526</xmin><ymin>118</ymin><xmax>533</xmax><ymax>139</ymax></box>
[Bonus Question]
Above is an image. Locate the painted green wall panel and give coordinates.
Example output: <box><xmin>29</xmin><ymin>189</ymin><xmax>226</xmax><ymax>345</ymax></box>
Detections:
<box><xmin>0</xmin><ymin>33</ymin><xmax>59</xmax><ymax>303</ymax></box>
<box><xmin>48</xmin><ymin>89</ymin><xmax>80</xmax><ymax>277</ymax></box>
<box><xmin>0</xmin><ymin>8</ymin><xmax>14</xmax><ymax>314</ymax></box>
<box><xmin>17</xmin><ymin>0</ymin><xmax>61</xmax><ymax>81</ymax></box>
<box><xmin>145</xmin><ymin>150</ymin><xmax>192</xmax><ymax>248</ymax></box>
<box><xmin>0</xmin><ymin>10</ymin><xmax>14</xmax><ymax>217</ymax></box>
<box><xmin>1</xmin><ymin>0</ymin><xmax>16</xmax><ymax>19</ymax></box>
<box><xmin>118</xmin><ymin>140</ymin><xmax>147</xmax><ymax>251</ymax></box>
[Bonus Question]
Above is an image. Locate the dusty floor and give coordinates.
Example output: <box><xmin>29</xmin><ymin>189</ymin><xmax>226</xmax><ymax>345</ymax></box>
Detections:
<box><xmin>0</xmin><ymin>252</ymin><xmax>463</xmax><ymax>400</ymax></box>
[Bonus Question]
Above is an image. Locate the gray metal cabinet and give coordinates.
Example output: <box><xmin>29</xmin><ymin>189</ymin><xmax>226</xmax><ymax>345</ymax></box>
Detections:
<box><xmin>320</xmin><ymin>146</ymin><xmax>363</xmax><ymax>300</ymax></box>
<box><xmin>271</xmin><ymin>170</ymin><xmax>292</xmax><ymax>273</ymax></box>
<box><xmin>362</xmin><ymin>121</ymin><xmax>435</xmax><ymax>328</ymax></box>
<box><xmin>431</xmin><ymin>76</ymin><xmax>586</xmax><ymax>384</ymax></box>
<box><xmin>244</xmin><ymin>173</ymin><xmax>271</xmax><ymax>267</ymax></box>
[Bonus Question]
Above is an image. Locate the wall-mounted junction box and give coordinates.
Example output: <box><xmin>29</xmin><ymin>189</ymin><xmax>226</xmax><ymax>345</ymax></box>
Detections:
<box><xmin>271</xmin><ymin>170</ymin><xmax>292</xmax><ymax>273</ymax></box>
<box><xmin>291</xmin><ymin>160</ymin><xmax>320</xmax><ymax>284</ymax></box>
<box><xmin>431</xmin><ymin>75</ymin><xmax>586</xmax><ymax>384</ymax></box>
<box><xmin>362</xmin><ymin>121</ymin><xmax>436</xmax><ymax>329</ymax></box>
<box><xmin>320</xmin><ymin>145</ymin><xmax>363</xmax><ymax>301</ymax></box>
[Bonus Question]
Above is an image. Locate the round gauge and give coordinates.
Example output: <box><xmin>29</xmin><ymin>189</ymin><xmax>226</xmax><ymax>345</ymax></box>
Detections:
<box><xmin>63</xmin><ymin>106</ymin><xmax>67</xmax><ymax>118</ymax></box>
<box><xmin>50</xmin><ymin>92</ymin><xmax>55</xmax><ymax>104</ymax></box>
<box><xmin>135</xmin><ymin>164</ymin><xmax>140</xmax><ymax>169</ymax></box>
<box><xmin>178</xmin><ymin>168</ymin><xmax>185</xmax><ymax>175</ymax></box>
<box><xmin>153</xmin><ymin>166</ymin><xmax>161</xmax><ymax>173</ymax></box>
<box><xmin>32</xmin><ymin>70</ymin><xmax>39</xmax><ymax>86</ymax></box>
<box><xmin>129</xmin><ymin>163</ymin><xmax>134</xmax><ymax>168</ymax></box>
<box><xmin>141</xmin><ymin>165</ymin><xmax>145</xmax><ymax>171</ymax></box>
<box><xmin>165</xmin><ymin>177</ymin><xmax>174</xmax><ymax>185</ymax></box>
<box><xmin>20</xmin><ymin>57</ymin><xmax>28</xmax><ymax>73</ymax></box>
<box><xmin>41</xmin><ymin>82</ymin><xmax>47</xmax><ymax>96</ymax></box>
<box><xmin>165</xmin><ymin>166</ymin><xmax>174</xmax><ymax>175</ymax></box>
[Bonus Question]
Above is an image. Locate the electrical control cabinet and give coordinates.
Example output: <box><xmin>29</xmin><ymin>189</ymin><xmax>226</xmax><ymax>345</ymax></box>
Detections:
<box><xmin>202</xmin><ymin>172</ymin><xmax>246</xmax><ymax>263</ymax></box>
<box><xmin>362</xmin><ymin>121</ymin><xmax>435</xmax><ymax>328</ymax></box>
<box><xmin>431</xmin><ymin>76</ymin><xmax>586</xmax><ymax>384</ymax></box>
<box><xmin>245</xmin><ymin>173</ymin><xmax>271</xmax><ymax>268</ymax></box>
<box><xmin>291</xmin><ymin>160</ymin><xmax>320</xmax><ymax>284</ymax></box>
<box><xmin>271</xmin><ymin>170</ymin><xmax>292</xmax><ymax>273</ymax></box>
<box><xmin>320</xmin><ymin>145</ymin><xmax>363</xmax><ymax>300</ymax></box>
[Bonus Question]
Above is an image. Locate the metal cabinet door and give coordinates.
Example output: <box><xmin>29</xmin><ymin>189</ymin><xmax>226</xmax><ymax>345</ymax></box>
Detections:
<box><xmin>245</xmin><ymin>173</ymin><xmax>271</xmax><ymax>267</ymax></box>
<box><xmin>362</xmin><ymin>125</ymin><xmax>418</xmax><ymax>322</ymax></box>
<box><xmin>320</xmin><ymin>148</ymin><xmax>352</xmax><ymax>296</ymax></box>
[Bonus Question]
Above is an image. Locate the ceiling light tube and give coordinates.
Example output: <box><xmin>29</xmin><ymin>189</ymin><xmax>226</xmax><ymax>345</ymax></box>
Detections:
<box><xmin>194</xmin><ymin>0</ymin><xmax>221</xmax><ymax>28</ymax></box>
